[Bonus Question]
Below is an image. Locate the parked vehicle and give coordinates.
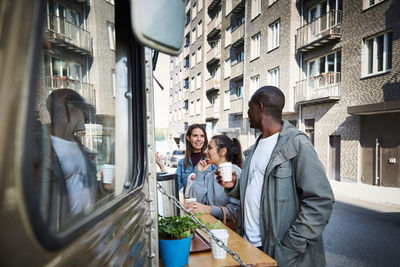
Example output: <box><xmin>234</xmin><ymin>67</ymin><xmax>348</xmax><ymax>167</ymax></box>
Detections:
<box><xmin>170</xmin><ymin>150</ymin><xmax>185</xmax><ymax>167</ymax></box>
<box><xmin>0</xmin><ymin>0</ymin><xmax>185</xmax><ymax>266</ymax></box>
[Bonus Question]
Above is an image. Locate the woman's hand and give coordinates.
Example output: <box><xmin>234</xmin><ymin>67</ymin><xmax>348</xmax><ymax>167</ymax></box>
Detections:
<box><xmin>186</xmin><ymin>201</ymin><xmax>212</xmax><ymax>214</ymax></box>
<box><xmin>197</xmin><ymin>158</ymin><xmax>211</xmax><ymax>172</ymax></box>
<box><xmin>156</xmin><ymin>152</ymin><xmax>166</xmax><ymax>172</ymax></box>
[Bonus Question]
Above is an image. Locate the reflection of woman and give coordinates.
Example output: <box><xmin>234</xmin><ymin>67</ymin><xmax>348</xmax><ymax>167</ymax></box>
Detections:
<box><xmin>156</xmin><ymin>124</ymin><xmax>215</xmax><ymax>190</ymax></box>
<box><xmin>186</xmin><ymin>135</ymin><xmax>242</xmax><ymax>222</ymax></box>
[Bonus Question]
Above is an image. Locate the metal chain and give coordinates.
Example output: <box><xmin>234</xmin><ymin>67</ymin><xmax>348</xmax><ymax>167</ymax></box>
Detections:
<box><xmin>157</xmin><ymin>182</ymin><xmax>250</xmax><ymax>267</ymax></box>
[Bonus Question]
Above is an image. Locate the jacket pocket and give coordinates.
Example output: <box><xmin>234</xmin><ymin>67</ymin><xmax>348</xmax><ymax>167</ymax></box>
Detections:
<box><xmin>275</xmin><ymin>241</ymin><xmax>301</xmax><ymax>267</ymax></box>
<box><xmin>272</xmin><ymin>162</ymin><xmax>292</xmax><ymax>202</ymax></box>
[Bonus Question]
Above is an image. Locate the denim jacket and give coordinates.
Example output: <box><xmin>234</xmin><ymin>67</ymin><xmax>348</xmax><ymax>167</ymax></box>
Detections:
<box><xmin>176</xmin><ymin>157</ymin><xmax>216</xmax><ymax>190</ymax></box>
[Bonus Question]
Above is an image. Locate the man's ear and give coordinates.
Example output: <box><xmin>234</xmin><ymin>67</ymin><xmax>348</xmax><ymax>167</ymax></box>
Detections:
<box><xmin>257</xmin><ymin>101</ymin><xmax>263</xmax><ymax>112</ymax></box>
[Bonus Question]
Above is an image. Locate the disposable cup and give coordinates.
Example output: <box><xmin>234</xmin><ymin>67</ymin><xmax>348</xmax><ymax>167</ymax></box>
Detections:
<box><xmin>185</xmin><ymin>198</ymin><xmax>196</xmax><ymax>203</ymax></box>
<box><xmin>103</xmin><ymin>164</ymin><xmax>115</xmax><ymax>184</ymax></box>
<box><xmin>219</xmin><ymin>162</ymin><xmax>232</xmax><ymax>182</ymax></box>
<box><xmin>210</xmin><ymin>229</ymin><xmax>229</xmax><ymax>259</ymax></box>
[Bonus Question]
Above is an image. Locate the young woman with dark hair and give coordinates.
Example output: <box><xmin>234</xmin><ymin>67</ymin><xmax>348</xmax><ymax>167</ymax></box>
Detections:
<box><xmin>186</xmin><ymin>135</ymin><xmax>242</xmax><ymax>223</ymax></box>
<box><xmin>156</xmin><ymin>124</ymin><xmax>216</xmax><ymax>190</ymax></box>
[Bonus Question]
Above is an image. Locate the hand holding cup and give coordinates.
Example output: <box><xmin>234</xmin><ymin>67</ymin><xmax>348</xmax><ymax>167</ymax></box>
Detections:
<box><xmin>216</xmin><ymin>168</ymin><xmax>237</xmax><ymax>189</ymax></box>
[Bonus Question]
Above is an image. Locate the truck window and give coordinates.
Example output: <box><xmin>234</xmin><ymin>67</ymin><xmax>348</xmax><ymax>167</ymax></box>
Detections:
<box><xmin>27</xmin><ymin>0</ymin><xmax>142</xmax><ymax>239</ymax></box>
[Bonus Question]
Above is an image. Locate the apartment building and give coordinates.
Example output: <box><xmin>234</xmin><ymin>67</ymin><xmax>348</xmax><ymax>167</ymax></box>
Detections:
<box><xmin>37</xmin><ymin>0</ymin><xmax>116</xmax><ymax>165</ymax></box>
<box><xmin>169</xmin><ymin>0</ymin><xmax>399</xmax><ymax>188</ymax></box>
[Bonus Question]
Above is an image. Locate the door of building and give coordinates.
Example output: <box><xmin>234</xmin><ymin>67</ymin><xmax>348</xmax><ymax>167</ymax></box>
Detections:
<box><xmin>329</xmin><ymin>135</ymin><xmax>341</xmax><ymax>181</ymax></box>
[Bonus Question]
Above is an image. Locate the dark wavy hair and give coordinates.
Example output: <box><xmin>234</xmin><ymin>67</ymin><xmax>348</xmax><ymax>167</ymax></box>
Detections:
<box><xmin>211</xmin><ymin>135</ymin><xmax>243</xmax><ymax>168</ymax></box>
<box><xmin>184</xmin><ymin>124</ymin><xmax>208</xmax><ymax>167</ymax></box>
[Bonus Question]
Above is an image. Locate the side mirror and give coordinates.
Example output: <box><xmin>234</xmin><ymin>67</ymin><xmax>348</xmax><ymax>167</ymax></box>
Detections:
<box><xmin>130</xmin><ymin>0</ymin><xmax>185</xmax><ymax>55</ymax></box>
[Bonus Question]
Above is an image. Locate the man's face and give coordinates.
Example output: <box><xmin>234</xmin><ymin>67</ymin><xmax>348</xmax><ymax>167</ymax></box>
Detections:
<box><xmin>247</xmin><ymin>100</ymin><xmax>259</xmax><ymax>129</ymax></box>
<box><xmin>68</xmin><ymin>104</ymin><xmax>86</xmax><ymax>134</ymax></box>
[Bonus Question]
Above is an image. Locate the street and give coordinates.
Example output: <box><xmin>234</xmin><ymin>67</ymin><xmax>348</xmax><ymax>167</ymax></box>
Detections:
<box><xmin>164</xmin><ymin>165</ymin><xmax>400</xmax><ymax>266</ymax></box>
<box><xmin>324</xmin><ymin>198</ymin><xmax>400</xmax><ymax>267</ymax></box>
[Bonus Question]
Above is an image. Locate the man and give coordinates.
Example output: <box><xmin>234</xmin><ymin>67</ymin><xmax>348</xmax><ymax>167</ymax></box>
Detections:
<box><xmin>218</xmin><ymin>86</ymin><xmax>334</xmax><ymax>266</ymax></box>
<box><xmin>36</xmin><ymin>89</ymin><xmax>98</xmax><ymax>230</ymax></box>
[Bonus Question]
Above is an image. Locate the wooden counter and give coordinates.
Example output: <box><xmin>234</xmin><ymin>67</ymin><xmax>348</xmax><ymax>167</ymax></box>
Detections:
<box><xmin>188</xmin><ymin>214</ymin><xmax>277</xmax><ymax>266</ymax></box>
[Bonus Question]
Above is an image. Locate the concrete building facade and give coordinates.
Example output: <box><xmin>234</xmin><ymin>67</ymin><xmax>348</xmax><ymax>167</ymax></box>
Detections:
<box><xmin>169</xmin><ymin>0</ymin><xmax>400</xmax><ymax>188</ymax></box>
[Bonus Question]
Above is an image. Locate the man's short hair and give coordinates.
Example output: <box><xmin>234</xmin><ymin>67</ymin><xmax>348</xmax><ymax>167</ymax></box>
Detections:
<box><xmin>251</xmin><ymin>86</ymin><xmax>285</xmax><ymax>120</ymax></box>
<box><xmin>46</xmin><ymin>89</ymin><xmax>95</xmax><ymax>123</ymax></box>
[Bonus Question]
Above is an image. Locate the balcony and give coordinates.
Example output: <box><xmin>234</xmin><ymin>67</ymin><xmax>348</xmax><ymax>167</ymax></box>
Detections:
<box><xmin>296</xmin><ymin>10</ymin><xmax>342</xmax><ymax>52</ymax></box>
<box><xmin>232</xmin><ymin>0</ymin><xmax>245</xmax><ymax>11</ymax></box>
<box><xmin>295</xmin><ymin>72</ymin><xmax>341</xmax><ymax>104</ymax></box>
<box><xmin>206</xmin><ymin>45</ymin><xmax>221</xmax><ymax>65</ymax></box>
<box><xmin>207</xmin><ymin>0</ymin><xmax>221</xmax><ymax>11</ymax></box>
<box><xmin>46</xmin><ymin>76</ymin><xmax>95</xmax><ymax>105</ymax></box>
<box><xmin>207</xmin><ymin>14</ymin><xmax>222</xmax><ymax>38</ymax></box>
<box><xmin>205</xmin><ymin>106</ymin><xmax>219</xmax><ymax>120</ymax></box>
<box><xmin>45</xmin><ymin>15</ymin><xmax>92</xmax><ymax>55</ymax></box>
<box><xmin>206</xmin><ymin>77</ymin><xmax>221</xmax><ymax>92</ymax></box>
<box><xmin>229</xmin><ymin>97</ymin><xmax>243</xmax><ymax>114</ymax></box>
<box><xmin>231</xmin><ymin>23</ymin><xmax>244</xmax><ymax>47</ymax></box>
<box><xmin>231</xmin><ymin>61</ymin><xmax>244</xmax><ymax>80</ymax></box>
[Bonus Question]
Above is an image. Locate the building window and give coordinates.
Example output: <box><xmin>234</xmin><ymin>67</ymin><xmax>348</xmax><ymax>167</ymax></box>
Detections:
<box><xmin>224</xmin><ymin>90</ymin><xmax>230</xmax><ymax>110</ymax></box>
<box><xmin>185</xmin><ymin>11</ymin><xmax>191</xmax><ymax>27</ymax></box>
<box><xmin>364</xmin><ymin>0</ymin><xmax>385</xmax><ymax>9</ymax></box>
<box><xmin>235</xmin><ymin>11</ymin><xmax>245</xmax><ymax>28</ymax></box>
<box><xmin>363</xmin><ymin>31</ymin><xmax>392</xmax><ymax>76</ymax></box>
<box><xmin>197</xmin><ymin>46</ymin><xmax>202</xmax><ymax>64</ymax></box>
<box><xmin>307</xmin><ymin>51</ymin><xmax>341</xmax><ymax>89</ymax></box>
<box><xmin>236</xmin><ymin>48</ymin><xmax>244</xmax><ymax>63</ymax></box>
<box><xmin>191</xmin><ymin>28</ymin><xmax>196</xmax><ymax>44</ymax></box>
<box><xmin>232</xmin><ymin>81</ymin><xmax>243</xmax><ymax>98</ymax></box>
<box><xmin>184</xmin><ymin>78</ymin><xmax>189</xmax><ymax>90</ymax></box>
<box><xmin>112</xmin><ymin>70</ymin><xmax>116</xmax><ymax>97</ymax></box>
<box><xmin>250</xmin><ymin>75</ymin><xmax>260</xmax><ymax>96</ymax></box>
<box><xmin>226</xmin><ymin>0</ymin><xmax>232</xmax><ymax>16</ymax></box>
<box><xmin>251</xmin><ymin>0</ymin><xmax>261</xmax><ymax>19</ymax></box>
<box><xmin>268</xmin><ymin>19</ymin><xmax>280</xmax><ymax>51</ymax></box>
<box><xmin>268</xmin><ymin>67</ymin><xmax>280</xmax><ymax>87</ymax></box>
<box><xmin>190</xmin><ymin>101</ymin><xmax>194</xmax><ymax>116</ymax></box>
<box><xmin>192</xmin><ymin>4</ymin><xmax>197</xmax><ymax>19</ymax></box>
<box><xmin>190</xmin><ymin>77</ymin><xmax>195</xmax><ymax>92</ymax></box>
<box><xmin>191</xmin><ymin>52</ymin><xmax>196</xmax><ymax>68</ymax></box>
<box><xmin>269</xmin><ymin>0</ymin><xmax>278</xmax><ymax>6</ymax></box>
<box><xmin>184</xmin><ymin>56</ymin><xmax>189</xmax><ymax>69</ymax></box>
<box><xmin>107</xmin><ymin>22</ymin><xmax>116</xmax><ymax>50</ymax></box>
<box><xmin>198</xmin><ymin>0</ymin><xmax>203</xmax><ymax>12</ymax></box>
<box><xmin>250</xmin><ymin>33</ymin><xmax>261</xmax><ymax>60</ymax></box>
<box><xmin>184</xmin><ymin>122</ymin><xmax>189</xmax><ymax>130</ymax></box>
<box><xmin>225</xmin><ymin>27</ymin><xmax>232</xmax><ymax>47</ymax></box>
<box><xmin>224</xmin><ymin>58</ymin><xmax>231</xmax><ymax>78</ymax></box>
<box><xmin>184</xmin><ymin>100</ymin><xmax>189</xmax><ymax>111</ymax></box>
<box><xmin>304</xmin><ymin>119</ymin><xmax>315</xmax><ymax>145</ymax></box>
<box><xmin>196</xmin><ymin>99</ymin><xmax>201</xmax><ymax>115</ymax></box>
<box><xmin>185</xmin><ymin>34</ymin><xmax>190</xmax><ymax>47</ymax></box>
<box><xmin>197</xmin><ymin>20</ymin><xmax>202</xmax><ymax>38</ymax></box>
<box><xmin>196</xmin><ymin>73</ymin><xmax>202</xmax><ymax>89</ymax></box>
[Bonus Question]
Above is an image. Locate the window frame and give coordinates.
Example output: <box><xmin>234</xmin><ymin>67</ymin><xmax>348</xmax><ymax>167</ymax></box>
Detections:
<box><xmin>362</xmin><ymin>31</ymin><xmax>392</xmax><ymax>77</ymax></box>
<box><xmin>268</xmin><ymin>19</ymin><xmax>280</xmax><ymax>51</ymax></box>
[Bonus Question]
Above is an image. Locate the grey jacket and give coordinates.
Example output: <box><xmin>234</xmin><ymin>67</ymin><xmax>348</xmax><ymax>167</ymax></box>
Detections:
<box><xmin>227</xmin><ymin>120</ymin><xmax>334</xmax><ymax>267</ymax></box>
<box><xmin>189</xmin><ymin>164</ymin><xmax>241</xmax><ymax>221</ymax></box>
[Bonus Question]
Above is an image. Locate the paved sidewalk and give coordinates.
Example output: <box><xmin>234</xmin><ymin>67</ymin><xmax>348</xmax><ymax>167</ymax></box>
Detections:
<box><xmin>329</xmin><ymin>180</ymin><xmax>400</xmax><ymax>208</ymax></box>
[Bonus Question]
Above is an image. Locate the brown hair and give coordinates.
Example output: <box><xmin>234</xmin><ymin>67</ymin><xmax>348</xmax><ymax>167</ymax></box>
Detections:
<box><xmin>184</xmin><ymin>124</ymin><xmax>208</xmax><ymax>167</ymax></box>
<box><xmin>212</xmin><ymin>135</ymin><xmax>243</xmax><ymax>168</ymax></box>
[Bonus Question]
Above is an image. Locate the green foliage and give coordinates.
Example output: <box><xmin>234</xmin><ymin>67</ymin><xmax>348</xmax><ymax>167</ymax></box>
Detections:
<box><xmin>204</xmin><ymin>220</ymin><xmax>222</xmax><ymax>230</ymax></box>
<box><xmin>158</xmin><ymin>215</ymin><xmax>198</xmax><ymax>239</ymax></box>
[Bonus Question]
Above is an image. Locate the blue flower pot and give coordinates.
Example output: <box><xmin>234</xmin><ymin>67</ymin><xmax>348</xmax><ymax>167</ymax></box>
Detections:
<box><xmin>159</xmin><ymin>235</ymin><xmax>192</xmax><ymax>267</ymax></box>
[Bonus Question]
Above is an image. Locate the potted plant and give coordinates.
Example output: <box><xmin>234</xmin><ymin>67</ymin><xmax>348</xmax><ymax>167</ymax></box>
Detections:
<box><xmin>158</xmin><ymin>215</ymin><xmax>198</xmax><ymax>267</ymax></box>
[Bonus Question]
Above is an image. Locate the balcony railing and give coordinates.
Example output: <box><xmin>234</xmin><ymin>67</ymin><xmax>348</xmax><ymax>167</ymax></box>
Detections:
<box><xmin>229</xmin><ymin>97</ymin><xmax>243</xmax><ymax>114</ymax></box>
<box><xmin>207</xmin><ymin>13</ymin><xmax>222</xmax><ymax>37</ymax></box>
<box><xmin>206</xmin><ymin>77</ymin><xmax>221</xmax><ymax>91</ymax></box>
<box><xmin>206</xmin><ymin>44</ymin><xmax>221</xmax><ymax>64</ymax></box>
<box><xmin>231</xmin><ymin>23</ymin><xmax>244</xmax><ymax>47</ymax></box>
<box><xmin>46</xmin><ymin>76</ymin><xmax>95</xmax><ymax>105</ymax></box>
<box><xmin>231</xmin><ymin>61</ymin><xmax>244</xmax><ymax>80</ymax></box>
<box><xmin>46</xmin><ymin>15</ymin><xmax>92</xmax><ymax>54</ymax></box>
<box><xmin>295</xmin><ymin>72</ymin><xmax>341</xmax><ymax>103</ymax></box>
<box><xmin>205</xmin><ymin>106</ymin><xmax>219</xmax><ymax>119</ymax></box>
<box><xmin>296</xmin><ymin>10</ymin><xmax>342</xmax><ymax>52</ymax></box>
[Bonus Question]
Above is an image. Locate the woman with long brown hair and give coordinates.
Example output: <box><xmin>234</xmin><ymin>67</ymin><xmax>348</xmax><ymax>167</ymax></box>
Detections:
<box><xmin>157</xmin><ymin>124</ymin><xmax>216</xmax><ymax>190</ymax></box>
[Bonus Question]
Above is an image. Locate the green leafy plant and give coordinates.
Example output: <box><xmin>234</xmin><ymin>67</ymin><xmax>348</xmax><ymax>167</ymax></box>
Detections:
<box><xmin>158</xmin><ymin>215</ymin><xmax>198</xmax><ymax>239</ymax></box>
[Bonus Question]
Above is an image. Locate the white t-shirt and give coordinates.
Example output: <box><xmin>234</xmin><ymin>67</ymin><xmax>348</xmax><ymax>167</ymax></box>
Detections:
<box><xmin>244</xmin><ymin>132</ymin><xmax>279</xmax><ymax>246</ymax></box>
<box><xmin>51</xmin><ymin>135</ymin><xmax>93</xmax><ymax>215</ymax></box>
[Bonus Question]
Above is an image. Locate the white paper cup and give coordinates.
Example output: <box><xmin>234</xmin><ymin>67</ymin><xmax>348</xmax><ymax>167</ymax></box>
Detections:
<box><xmin>103</xmin><ymin>164</ymin><xmax>115</xmax><ymax>184</ymax></box>
<box><xmin>219</xmin><ymin>162</ymin><xmax>232</xmax><ymax>182</ymax></box>
<box><xmin>210</xmin><ymin>229</ymin><xmax>229</xmax><ymax>259</ymax></box>
<box><xmin>185</xmin><ymin>198</ymin><xmax>196</xmax><ymax>203</ymax></box>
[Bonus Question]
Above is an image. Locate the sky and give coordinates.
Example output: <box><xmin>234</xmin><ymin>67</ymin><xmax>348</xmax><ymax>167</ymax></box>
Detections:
<box><xmin>153</xmin><ymin>52</ymin><xmax>170</xmax><ymax>129</ymax></box>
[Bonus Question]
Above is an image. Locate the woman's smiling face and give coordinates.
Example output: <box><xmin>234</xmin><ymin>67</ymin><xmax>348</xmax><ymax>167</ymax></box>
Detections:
<box><xmin>203</xmin><ymin>139</ymin><xmax>225</xmax><ymax>165</ymax></box>
<box><xmin>188</xmin><ymin>127</ymin><xmax>205</xmax><ymax>153</ymax></box>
